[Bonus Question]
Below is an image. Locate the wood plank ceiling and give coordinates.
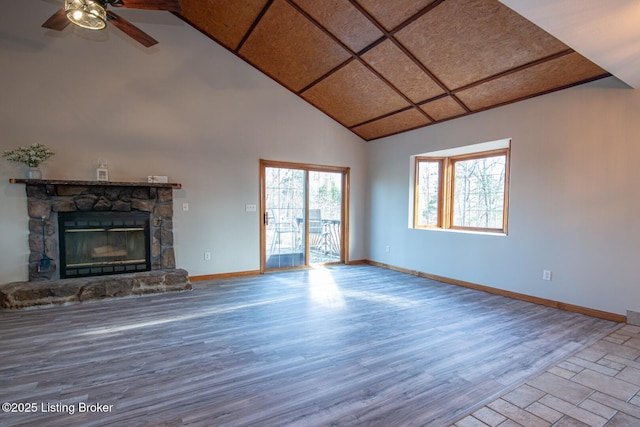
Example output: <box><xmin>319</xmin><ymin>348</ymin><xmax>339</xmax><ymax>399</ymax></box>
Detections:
<box><xmin>177</xmin><ymin>0</ymin><xmax>609</xmax><ymax>141</ymax></box>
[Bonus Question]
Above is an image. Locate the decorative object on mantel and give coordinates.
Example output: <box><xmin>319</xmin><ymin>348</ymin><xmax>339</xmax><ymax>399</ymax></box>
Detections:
<box><xmin>2</xmin><ymin>143</ymin><xmax>54</xmax><ymax>180</ymax></box>
<box><xmin>96</xmin><ymin>158</ymin><xmax>109</xmax><ymax>181</ymax></box>
<box><xmin>148</xmin><ymin>175</ymin><xmax>169</xmax><ymax>183</ymax></box>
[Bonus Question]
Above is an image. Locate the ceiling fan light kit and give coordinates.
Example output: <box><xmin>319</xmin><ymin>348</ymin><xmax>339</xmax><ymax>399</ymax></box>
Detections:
<box><xmin>65</xmin><ymin>0</ymin><xmax>107</xmax><ymax>30</ymax></box>
<box><xmin>42</xmin><ymin>0</ymin><xmax>182</xmax><ymax>47</ymax></box>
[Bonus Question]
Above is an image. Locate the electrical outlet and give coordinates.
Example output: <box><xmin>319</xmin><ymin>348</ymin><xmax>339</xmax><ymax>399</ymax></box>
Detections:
<box><xmin>385</xmin><ymin>245</ymin><xmax>390</xmax><ymax>253</ymax></box>
<box><xmin>182</xmin><ymin>202</ymin><xmax>189</xmax><ymax>212</ymax></box>
<box><xmin>542</xmin><ymin>270</ymin><xmax>552</xmax><ymax>281</ymax></box>
<box><xmin>204</xmin><ymin>252</ymin><xmax>211</xmax><ymax>261</ymax></box>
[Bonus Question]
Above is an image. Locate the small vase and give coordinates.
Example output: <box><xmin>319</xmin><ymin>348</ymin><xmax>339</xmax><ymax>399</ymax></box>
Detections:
<box><xmin>27</xmin><ymin>167</ymin><xmax>42</xmax><ymax>180</ymax></box>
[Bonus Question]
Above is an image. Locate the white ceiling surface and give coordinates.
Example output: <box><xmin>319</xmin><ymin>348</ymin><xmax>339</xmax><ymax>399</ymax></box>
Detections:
<box><xmin>500</xmin><ymin>0</ymin><xmax>640</xmax><ymax>89</ymax></box>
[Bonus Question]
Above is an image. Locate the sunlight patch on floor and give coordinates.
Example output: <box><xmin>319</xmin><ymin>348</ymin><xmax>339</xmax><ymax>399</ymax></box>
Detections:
<box><xmin>308</xmin><ymin>267</ymin><xmax>346</xmax><ymax>308</ymax></box>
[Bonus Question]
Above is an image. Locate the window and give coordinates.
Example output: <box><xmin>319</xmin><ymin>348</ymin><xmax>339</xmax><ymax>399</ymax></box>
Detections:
<box><xmin>414</xmin><ymin>141</ymin><xmax>510</xmax><ymax>233</ymax></box>
<box><xmin>415</xmin><ymin>158</ymin><xmax>443</xmax><ymax>228</ymax></box>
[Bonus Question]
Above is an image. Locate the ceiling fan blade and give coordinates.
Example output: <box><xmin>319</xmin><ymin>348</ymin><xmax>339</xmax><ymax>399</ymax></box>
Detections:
<box><xmin>107</xmin><ymin>11</ymin><xmax>158</xmax><ymax>47</ymax></box>
<box><xmin>42</xmin><ymin>8</ymin><xmax>71</xmax><ymax>31</ymax></box>
<box><xmin>116</xmin><ymin>0</ymin><xmax>182</xmax><ymax>13</ymax></box>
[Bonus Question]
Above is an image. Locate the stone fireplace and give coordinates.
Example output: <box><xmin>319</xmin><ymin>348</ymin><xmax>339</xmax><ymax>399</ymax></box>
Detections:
<box><xmin>0</xmin><ymin>179</ymin><xmax>191</xmax><ymax>309</ymax></box>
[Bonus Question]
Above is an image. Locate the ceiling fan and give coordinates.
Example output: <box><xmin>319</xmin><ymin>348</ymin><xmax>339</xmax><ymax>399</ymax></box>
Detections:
<box><xmin>42</xmin><ymin>0</ymin><xmax>182</xmax><ymax>47</ymax></box>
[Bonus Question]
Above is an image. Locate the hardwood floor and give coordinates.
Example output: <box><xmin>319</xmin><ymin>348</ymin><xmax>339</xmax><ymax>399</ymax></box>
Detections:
<box><xmin>0</xmin><ymin>265</ymin><xmax>619</xmax><ymax>426</ymax></box>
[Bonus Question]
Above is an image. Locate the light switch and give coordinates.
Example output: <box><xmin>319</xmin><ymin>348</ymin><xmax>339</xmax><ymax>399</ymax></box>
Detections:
<box><xmin>245</xmin><ymin>204</ymin><xmax>257</xmax><ymax>212</ymax></box>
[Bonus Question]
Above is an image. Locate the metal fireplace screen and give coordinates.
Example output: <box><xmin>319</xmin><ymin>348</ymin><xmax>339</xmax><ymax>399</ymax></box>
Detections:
<box><xmin>58</xmin><ymin>211</ymin><xmax>151</xmax><ymax>279</ymax></box>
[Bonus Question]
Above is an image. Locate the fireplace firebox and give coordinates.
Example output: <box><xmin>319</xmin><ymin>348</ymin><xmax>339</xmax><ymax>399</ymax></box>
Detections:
<box><xmin>58</xmin><ymin>211</ymin><xmax>151</xmax><ymax>279</ymax></box>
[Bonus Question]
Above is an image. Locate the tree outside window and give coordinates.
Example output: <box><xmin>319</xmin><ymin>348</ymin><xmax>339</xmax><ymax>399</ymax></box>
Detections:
<box><xmin>415</xmin><ymin>159</ymin><xmax>442</xmax><ymax>228</ymax></box>
<box><xmin>452</xmin><ymin>154</ymin><xmax>506</xmax><ymax>229</ymax></box>
<box><xmin>414</xmin><ymin>147</ymin><xmax>509</xmax><ymax>233</ymax></box>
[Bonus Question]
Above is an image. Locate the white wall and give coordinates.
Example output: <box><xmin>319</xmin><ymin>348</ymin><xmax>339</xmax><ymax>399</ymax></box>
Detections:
<box><xmin>368</xmin><ymin>77</ymin><xmax>640</xmax><ymax>316</ymax></box>
<box><xmin>0</xmin><ymin>1</ymin><xmax>367</xmax><ymax>281</ymax></box>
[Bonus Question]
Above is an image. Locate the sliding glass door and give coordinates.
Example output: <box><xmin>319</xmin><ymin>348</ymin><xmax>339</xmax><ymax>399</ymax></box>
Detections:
<box><xmin>308</xmin><ymin>170</ymin><xmax>343</xmax><ymax>264</ymax></box>
<box><xmin>264</xmin><ymin>167</ymin><xmax>306</xmax><ymax>269</ymax></box>
<box><xmin>260</xmin><ymin>160</ymin><xmax>348</xmax><ymax>271</ymax></box>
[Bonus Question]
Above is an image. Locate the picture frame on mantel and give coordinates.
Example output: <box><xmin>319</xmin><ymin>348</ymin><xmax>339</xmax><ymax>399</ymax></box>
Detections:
<box><xmin>97</xmin><ymin>161</ymin><xmax>109</xmax><ymax>181</ymax></box>
<box><xmin>97</xmin><ymin>168</ymin><xmax>109</xmax><ymax>181</ymax></box>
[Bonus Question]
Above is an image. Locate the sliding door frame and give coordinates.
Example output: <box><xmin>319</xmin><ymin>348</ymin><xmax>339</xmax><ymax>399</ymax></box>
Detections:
<box><xmin>259</xmin><ymin>159</ymin><xmax>350</xmax><ymax>273</ymax></box>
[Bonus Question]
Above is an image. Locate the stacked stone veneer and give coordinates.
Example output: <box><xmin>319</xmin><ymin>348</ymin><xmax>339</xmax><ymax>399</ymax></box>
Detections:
<box><xmin>0</xmin><ymin>180</ymin><xmax>191</xmax><ymax>308</ymax></box>
<box><xmin>25</xmin><ymin>182</ymin><xmax>176</xmax><ymax>281</ymax></box>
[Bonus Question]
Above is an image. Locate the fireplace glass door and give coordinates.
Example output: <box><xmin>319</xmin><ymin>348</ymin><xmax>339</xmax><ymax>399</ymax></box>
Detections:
<box><xmin>59</xmin><ymin>212</ymin><xmax>151</xmax><ymax>278</ymax></box>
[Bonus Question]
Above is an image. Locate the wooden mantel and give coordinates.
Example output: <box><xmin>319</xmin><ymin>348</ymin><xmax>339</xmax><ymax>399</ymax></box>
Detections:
<box><xmin>9</xmin><ymin>178</ymin><xmax>181</xmax><ymax>189</ymax></box>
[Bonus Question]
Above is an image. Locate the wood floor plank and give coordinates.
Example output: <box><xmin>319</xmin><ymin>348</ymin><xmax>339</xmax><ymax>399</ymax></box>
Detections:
<box><xmin>0</xmin><ymin>265</ymin><xmax>619</xmax><ymax>426</ymax></box>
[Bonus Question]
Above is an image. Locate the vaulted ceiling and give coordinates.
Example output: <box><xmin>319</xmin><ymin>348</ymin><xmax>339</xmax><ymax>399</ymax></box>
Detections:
<box><xmin>176</xmin><ymin>0</ymin><xmax>609</xmax><ymax>141</ymax></box>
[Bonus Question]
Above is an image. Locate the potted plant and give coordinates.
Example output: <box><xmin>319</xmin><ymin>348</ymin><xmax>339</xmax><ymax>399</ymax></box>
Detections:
<box><xmin>2</xmin><ymin>143</ymin><xmax>54</xmax><ymax>179</ymax></box>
